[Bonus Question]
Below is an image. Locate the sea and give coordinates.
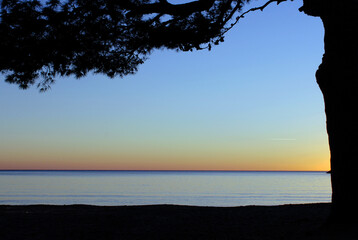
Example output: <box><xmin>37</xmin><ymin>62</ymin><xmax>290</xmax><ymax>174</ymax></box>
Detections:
<box><xmin>0</xmin><ymin>170</ymin><xmax>331</xmax><ymax>206</ymax></box>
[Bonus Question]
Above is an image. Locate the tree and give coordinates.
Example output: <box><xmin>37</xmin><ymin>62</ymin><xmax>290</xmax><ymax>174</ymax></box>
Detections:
<box><xmin>299</xmin><ymin>0</ymin><xmax>358</xmax><ymax>223</ymax></box>
<box><xmin>1</xmin><ymin>0</ymin><xmax>357</xmax><ymax>222</ymax></box>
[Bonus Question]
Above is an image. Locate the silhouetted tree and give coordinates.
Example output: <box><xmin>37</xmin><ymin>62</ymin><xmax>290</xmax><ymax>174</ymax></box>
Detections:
<box><xmin>300</xmin><ymin>0</ymin><xmax>358</xmax><ymax>223</ymax></box>
<box><xmin>1</xmin><ymin>0</ymin><xmax>357</xmax><ymax>222</ymax></box>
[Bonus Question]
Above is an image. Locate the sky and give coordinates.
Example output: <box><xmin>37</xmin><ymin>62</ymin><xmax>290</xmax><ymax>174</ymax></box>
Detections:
<box><xmin>0</xmin><ymin>0</ymin><xmax>329</xmax><ymax>171</ymax></box>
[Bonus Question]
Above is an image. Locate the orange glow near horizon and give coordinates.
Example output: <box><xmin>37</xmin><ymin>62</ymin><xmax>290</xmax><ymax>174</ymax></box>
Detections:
<box><xmin>0</xmin><ymin>130</ymin><xmax>331</xmax><ymax>171</ymax></box>
<box><xmin>0</xmin><ymin>148</ymin><xmax>330</xmax><ymax>171</ymax></box>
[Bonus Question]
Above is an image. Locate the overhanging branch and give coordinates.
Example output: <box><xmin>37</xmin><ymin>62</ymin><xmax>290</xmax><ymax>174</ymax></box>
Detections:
<box><xmin>128</xmin><ymin>0</ymin><xmax>216</xmax><ymax>16</ymax></box>
<box><xmin>220</xmin><ymin>0</ymin><xmax>291</xmax><ymax>36</ymax></box>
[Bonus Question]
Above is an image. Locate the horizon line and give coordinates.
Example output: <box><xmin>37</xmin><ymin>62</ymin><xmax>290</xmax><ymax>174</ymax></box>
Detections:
<box><xmin>0</xmin><ymin>169</ymin><xmax>328</xmax><ymax>172</ymax></box>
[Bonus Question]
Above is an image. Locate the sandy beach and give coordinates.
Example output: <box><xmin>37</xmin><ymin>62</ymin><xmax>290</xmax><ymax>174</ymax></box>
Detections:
<box><xmin>1</xmin><ymin>203</ymin><xmax>357</xmax><ymax>240</ymax></box>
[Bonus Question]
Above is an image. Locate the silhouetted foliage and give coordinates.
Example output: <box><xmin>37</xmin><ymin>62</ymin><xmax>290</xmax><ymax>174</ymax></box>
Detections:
<box><xmin>0</xmin><ymin>0</ymin><xmax>256</xmax><ymax>91</ymax></box>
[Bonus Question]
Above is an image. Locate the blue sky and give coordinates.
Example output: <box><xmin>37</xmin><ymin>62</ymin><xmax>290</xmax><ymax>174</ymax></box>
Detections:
<box><xmin>0</xmin><ymin>0</ymin><xmax>330</xmax><ymax>170</ymax></box>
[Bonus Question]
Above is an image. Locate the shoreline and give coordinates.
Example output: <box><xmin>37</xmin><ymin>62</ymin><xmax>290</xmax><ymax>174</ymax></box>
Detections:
<box><xmin>1</xmin><ymin>203</ymin><xmax>356</xmax><ymax>239</ymax></box>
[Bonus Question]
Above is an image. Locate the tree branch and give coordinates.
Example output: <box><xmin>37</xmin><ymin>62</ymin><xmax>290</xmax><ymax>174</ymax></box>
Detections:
<box><xmin>220</xmin><ymin>0</ymin><xmax>291</xmax><ymax>37</ymax></box>
<box><xmin>128</xmin><ymin>0</ymin><xmax>216</xmax><ymax>16</ymax></box>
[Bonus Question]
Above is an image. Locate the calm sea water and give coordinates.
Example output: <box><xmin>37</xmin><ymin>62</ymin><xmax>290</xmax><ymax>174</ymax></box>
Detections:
<box><xmin>0</xmin><ymin>171</ymin><xmax>331</xmax><ymax>206</ymax></box>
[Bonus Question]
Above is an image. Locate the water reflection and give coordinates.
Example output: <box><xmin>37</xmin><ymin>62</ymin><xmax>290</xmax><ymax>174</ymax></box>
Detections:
<box><xmin>0</xmin><ymin>171</ymin><xmax>331</xmax><ymax>206</ymax></box>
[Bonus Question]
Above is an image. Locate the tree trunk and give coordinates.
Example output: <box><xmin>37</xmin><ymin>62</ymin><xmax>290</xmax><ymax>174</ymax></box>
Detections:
<box><xmin>301</xmin><ymin>0</ymin><xmax>358</xmax><ymax>222</ymax></box>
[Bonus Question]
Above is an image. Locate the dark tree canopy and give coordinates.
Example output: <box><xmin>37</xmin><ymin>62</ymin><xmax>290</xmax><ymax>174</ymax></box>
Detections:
<box><xmin>0</xmin><ymin>0</ymin><xmax>279</xmax><ymax>91</ymax></box>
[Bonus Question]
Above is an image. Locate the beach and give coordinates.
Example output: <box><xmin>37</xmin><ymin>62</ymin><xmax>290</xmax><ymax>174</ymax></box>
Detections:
<box><xmin>1</xmin><ymin>203</ymin><xmax>357</xmax><ymax>240</ymax></box>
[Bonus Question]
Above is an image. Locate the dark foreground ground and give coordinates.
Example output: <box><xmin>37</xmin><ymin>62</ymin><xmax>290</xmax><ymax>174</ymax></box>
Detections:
<box><xmin>1</xmin><ymin>203</ymin><xmax>357</xmax><ymax>240</ymax></box>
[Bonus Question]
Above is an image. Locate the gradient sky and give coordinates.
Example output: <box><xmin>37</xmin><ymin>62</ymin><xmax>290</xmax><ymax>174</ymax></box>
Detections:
<box><xmin>0</xmin><ymin>0</ymin><xmax>330</xmax><ymax>171</ymax></box>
